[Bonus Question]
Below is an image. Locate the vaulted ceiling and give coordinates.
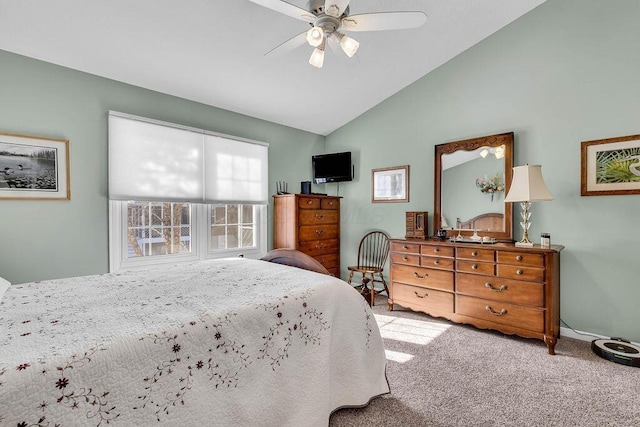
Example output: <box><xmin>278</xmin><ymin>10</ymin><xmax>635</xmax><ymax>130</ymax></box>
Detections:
<box><xmin>0</xmin><ymin>0</ymin><xmax>546</xmax><ymax>135</ymax></box>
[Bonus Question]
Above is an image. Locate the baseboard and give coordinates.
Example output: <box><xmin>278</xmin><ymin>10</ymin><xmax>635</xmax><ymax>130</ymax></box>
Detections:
<box><xmin>560</xmin><ymin>326</ymin><xmax>640</xmax><ymax>346</ymax></box>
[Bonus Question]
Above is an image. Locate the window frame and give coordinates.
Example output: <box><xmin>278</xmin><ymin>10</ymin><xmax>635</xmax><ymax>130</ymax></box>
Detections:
<box><xmin>109</xmin><ymin>201</ymin><xmax>266</xmax><ymax>273</ymax></box>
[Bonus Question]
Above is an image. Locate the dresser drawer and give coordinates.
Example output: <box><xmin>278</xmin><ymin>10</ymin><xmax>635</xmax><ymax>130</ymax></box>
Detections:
<box><xmin>391</xmin><ymin>253</ymin><xmax>420</xmax><ymax>266</ymax></box>
<box><xmin>391</xmin><ymin>264</ymin><xmax>454</xmax><ymax>292</ymax></box>
<box><xmin>390</xmin><ymin>241</ymin><xmax>421</xmax><ymax>255</ymax></box>
<box><xmin>497</xmin><ymin>251</ymin><xmax>544</xmax><ymax>268</ymax></box>
<box><xmin>314</xmin><ymin>253</ymin><xmax>339</xmax><ymax>270</ymax></box>
<box><xmin>497</xmin><ymin>265</ymin><xmax>544</xmax><ymax>282</ymax></box>
<box><xmin>298</xmin><ymin>209</ymin><xmax>339</xmax><ymax>225</ymax></box>
<box><xmin>421</xmin><ymin>245</ymin><xmax>454</xmax><ymax>258</ymax></box>
<box><xmin>456</xmin><ymin>260</ymin><xmax>495</xmax><ymax>276</ymax></box>
<box><xmin>456</xmin><ymin>295</ymin><xmax>544</xmax><ymax>333</ymax></box>
<box><xmin>298</xmin><ymin>239</ymin><xmax>339</xmax><ymax>256</ymax></box>
<box><xmin>393</xmin><ymin>283</ymin><xmax>454</xmax><ymax>313</ymax></box>
<box><xmin>298</xmin><ymin>224</ymin><xmax>339</xmax><ymax>241</ymax></box>
<box><xmin>421</xmin><ymin>256</ymin><xmax>454</xmax><ymax>271</ymax></box>
<box><xmin>320</xmin><ymin>198</ymin><xmax>339</xmax><ymax>210</ymax></box>
<box><xmin>456</xmin><ymin>273</ymin><xmax>544</xmax><ymax>307</ymax></box>
<box><xmin>298</xmin><ymin>197</ymin><xmax>321</xmax><ymax>209</ymax></box>
<box><xmin>456</xmin><ymin>247</ymin><xmax>495</xmax><ymax>262</ymax></box>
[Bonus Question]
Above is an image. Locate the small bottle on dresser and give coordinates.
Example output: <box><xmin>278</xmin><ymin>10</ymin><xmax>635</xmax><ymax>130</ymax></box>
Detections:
<box><xmin>541</xmin><ymin>233</ymin><xmax>550</xmax><ymax>248</ymax></box>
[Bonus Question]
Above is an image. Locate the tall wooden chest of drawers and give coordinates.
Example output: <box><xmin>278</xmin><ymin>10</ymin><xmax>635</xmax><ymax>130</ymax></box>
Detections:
<box><xmin>389</xmin><ymin>239</ymin><xmax>563</xmax><ymax>354</ymax></box>
<box><xmin>273</xmin><ymin>194</ymin><xmax>341</xmax><ymax>276</ymax></box>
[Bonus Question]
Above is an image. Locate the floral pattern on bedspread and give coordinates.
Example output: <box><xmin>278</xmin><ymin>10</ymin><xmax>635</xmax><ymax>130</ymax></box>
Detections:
<box><xmin>0</xmin><ymin>258</ymin><xmax>389</xmax><ymax>426</ymax></box>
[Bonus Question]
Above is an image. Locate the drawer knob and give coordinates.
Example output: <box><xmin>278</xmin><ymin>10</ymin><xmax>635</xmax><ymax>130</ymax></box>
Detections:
<box><xmin>414</xmin><ymin>291</ymin><xmax>429</xmax><ymax>299</ymax></box>
<box><xmin>485</xmin><ymin>283</ymin><xmax>508</xmax><ymax>292</ymax></box>
<box><xmin>472</xmin><ymin>264</ymin><xmax>478</xmax><ymax>270</ymax></box>
<box><xmin>516</xmin><ymin>269</ymin><xmax>523</xmax><ymax>275</ymax></box>
<box><xmin>402</xmin><ymin>256</ymin><xmax>408</xmax><ymax>261</ymax></box>
<box><xmin>472</xmin><ymin>251</ymin><xmax>478</xmax><ymax>257</ymax></box>
<box><xmin>485</xmin><ymin>306</ymin><xmax>508</xmax><ymax>316</ymax></box>
<box><xmin>434</xmin><ymin>248</ymin><xmax>440</xmax><ymax>253</ymax></box>
<box><xmin>316</xmin><ymin>244</ymin><xmax>325</xmax><ymax>249</ymax></box>
<box><xmin>403</xmin><ymin>245</ymin><xmax>409</xmax><ymax>250</ymax></box>
<box><xmin>433</xmin><ymin>260</ymin><xmax>440</xmax><ymax>265</ymax></box>
<box><xmin>413</xmin><ymin>272</ymin><xmax>429</xmax><ymax>279</ymax></box>
<box><xmin>516</xmin><ymin>255</ymin><xmax>523</xmax><ymax>261</ymax></box>
<box><xmin>307</xmin><ymin>200</ymin><xmax>313</xmax><ymax>204</ymax></box>
<box><xmin>316</xmin><ymin>230</ymin><xmax>324</xmax><ymax>235</ymax></box>
<box><xmin>315</xmin><ymin>214</ymin><xmax>324</xmax><ymax>219</ymax></box>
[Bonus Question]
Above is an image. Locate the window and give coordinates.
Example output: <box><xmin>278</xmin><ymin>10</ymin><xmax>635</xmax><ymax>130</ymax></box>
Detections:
<box><xmin>126</xmin><ymin>202</ymin><xmax>192</xmax><ymax>257</ymax></box>
<box><xmin>108</xmin><ymin>112</ymin><xmax>268</xmax><ymax>272</ymax></box>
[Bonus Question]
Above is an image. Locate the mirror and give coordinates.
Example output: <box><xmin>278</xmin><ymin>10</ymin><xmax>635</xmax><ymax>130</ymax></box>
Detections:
<box><xmin>434</xmin><ymin>132</ymin><xmax>514</xmax><ymax>242</ymax></box>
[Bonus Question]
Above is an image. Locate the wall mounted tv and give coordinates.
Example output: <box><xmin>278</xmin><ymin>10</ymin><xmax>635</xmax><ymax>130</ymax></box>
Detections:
<box><xmin>312</xmin><ymin>151</ymin><xmax>353</xmax><ymax>184</ymax></box>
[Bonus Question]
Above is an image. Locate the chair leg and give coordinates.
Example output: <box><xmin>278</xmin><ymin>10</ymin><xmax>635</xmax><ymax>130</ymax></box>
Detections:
<box><xmin>379</xmin><ymin>273</ymin><xmax>389</xmax><ymax>296</ymax></box>
<box><xmin>361</xmin><ymin>276</ymin><xmax>373</xmax><ymax>306</ymax></box>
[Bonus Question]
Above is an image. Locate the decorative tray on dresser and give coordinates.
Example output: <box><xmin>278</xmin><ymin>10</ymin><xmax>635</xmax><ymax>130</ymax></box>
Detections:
<box><xmin>389</xmin><ymin>238</ymin><xmax>564</xmax><ymax>354</ymax></box>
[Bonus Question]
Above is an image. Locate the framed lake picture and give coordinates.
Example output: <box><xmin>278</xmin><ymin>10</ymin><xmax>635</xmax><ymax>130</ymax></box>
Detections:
<box><xmin>0</xmin><ymin>133</ymin><xmax>70</xmax><ymax>200</ymax></box>
<box><xmin>581</xmin><ymin>134</ymin><xmax>640</xmax><ymax>196</ymax></box>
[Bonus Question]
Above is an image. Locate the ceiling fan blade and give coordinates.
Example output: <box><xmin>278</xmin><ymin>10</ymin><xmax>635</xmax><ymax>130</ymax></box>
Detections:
<box><xmin>249</xmin><ymin>0</ymin><xmax>316</xmax><ymax>23</ymax></box>
<box><xmin>265</xmin><ymin>31</ymin><xmax>308</xmax><ymax>57</ymax></box>
<box><xmin>324</xmin><ymin>0</ymin><xmax>351</xmax><ymax>18</ymax></box>
<box><xmin>341</xmin><ymin>11</ymin><xmax>427</xmax><ymax>32</ymax></box>
<box><xmin>327</xmin><ymin>36</ymin><xmax>348</xmax><ymax>60</ymax></box>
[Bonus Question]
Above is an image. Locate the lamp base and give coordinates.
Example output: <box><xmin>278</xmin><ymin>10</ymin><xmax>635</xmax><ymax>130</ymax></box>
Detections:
<box><xmin>515</xmin><ymin>241</ymin><xmax>534</xmax><ymax>248</ymax></box>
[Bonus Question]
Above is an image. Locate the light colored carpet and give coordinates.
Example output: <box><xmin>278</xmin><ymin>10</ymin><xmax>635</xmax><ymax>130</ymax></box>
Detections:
<box><xmin>330</xmin><ymin>301</ymin><xmax>640</xmax><ymax>426</ymax></box>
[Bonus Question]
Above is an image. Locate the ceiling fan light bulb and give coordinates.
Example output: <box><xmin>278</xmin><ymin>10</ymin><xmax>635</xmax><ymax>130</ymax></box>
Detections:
<box><xmin>339</xmin><ymin>35</ymin><xmax>359</xmax><ymax>57</ymax></box>
<box><xmin>309</xmin><ymin>47</ymin><xmax>325</xmax><ymax>68</ymax></box>
<box><xmin>306</xmin><ymin>26</ymin><xmax>324</xmax><ymax>47</ymax></box>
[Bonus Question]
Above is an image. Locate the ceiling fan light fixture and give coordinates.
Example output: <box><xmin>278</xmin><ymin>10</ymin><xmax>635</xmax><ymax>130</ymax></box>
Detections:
<box><xmin>338</xmin><ymin>34</ymin><xmax>359</xmax><ymax>57</ymax></box>
<box><xmin>306</xmin><ymin>26</ymin><xmax>324</xmax><ymax>47</ymax></box>
<box><xmin>309</xmin><ymin>45</ymin><xmax>325</xmax><ymax>68</ymax></box>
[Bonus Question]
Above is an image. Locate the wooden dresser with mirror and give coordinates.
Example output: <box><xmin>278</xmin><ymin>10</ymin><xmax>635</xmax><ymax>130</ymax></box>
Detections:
<box><xmin>389</xmin><ymin>133</ymin><xmax>563</xmax><ymax>354</ymax></box>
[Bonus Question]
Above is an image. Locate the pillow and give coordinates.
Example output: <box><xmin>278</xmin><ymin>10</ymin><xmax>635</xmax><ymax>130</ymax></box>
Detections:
<box><xmin>0</xmin><ymin>276</ymin><xmax>10</xmax><ymax>304</ymax></box>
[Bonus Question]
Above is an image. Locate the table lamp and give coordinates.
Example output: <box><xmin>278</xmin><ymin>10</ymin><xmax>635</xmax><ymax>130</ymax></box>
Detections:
<box><xmin>504</xmin><ymin>164</ymin><xmax>554</xmax><ymax>247</ymax></box>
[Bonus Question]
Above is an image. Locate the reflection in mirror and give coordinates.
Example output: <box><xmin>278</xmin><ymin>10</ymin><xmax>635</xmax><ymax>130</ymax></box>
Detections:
<box><xmin>434</xmin><ymin>133</ymin><xmax>514</xmax><ymax>242</ymax></box>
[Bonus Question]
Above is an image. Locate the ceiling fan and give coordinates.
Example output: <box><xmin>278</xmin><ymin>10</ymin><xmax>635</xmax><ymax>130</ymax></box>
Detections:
<box><xmin>248</xmin><ymin>0</ymin><xmax>427</xmax><ymax>68</ymax></box>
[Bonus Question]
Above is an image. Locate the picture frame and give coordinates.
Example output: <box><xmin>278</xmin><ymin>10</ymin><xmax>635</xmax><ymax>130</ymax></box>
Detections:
<box><xmin>372</xmin><ymin>165</ymin><xmax>409</xmax><ymax>203</ymax></box>
<box><xmin>0</xmin><ymin>132</ymin><xmax>70</xmax><ymax>200</ymax></box>
<box><xmin>581</xmin><ymin>134</ymin><xmax>640</xmax><ymax>196</ymax></box>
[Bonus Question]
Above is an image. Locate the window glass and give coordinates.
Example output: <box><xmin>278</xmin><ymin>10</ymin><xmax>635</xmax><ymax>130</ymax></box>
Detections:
<box><xmin>126</xmin><ymin>202</ymin><xmax>192</xmax><ymax>258</ymax></box>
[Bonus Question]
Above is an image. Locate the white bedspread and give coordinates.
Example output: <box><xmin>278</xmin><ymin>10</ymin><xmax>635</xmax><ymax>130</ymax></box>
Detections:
<box><xmin>0</xmin><ymin>258</ymin><xmax>389</xmax><ymax>426</ymax></box>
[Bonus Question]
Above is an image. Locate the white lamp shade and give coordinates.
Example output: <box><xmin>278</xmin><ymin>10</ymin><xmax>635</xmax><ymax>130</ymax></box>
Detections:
<box><xmin>309</xmin><ymin>47</ymin><xmax>325</xmax><ymax>68</ymax></box>
<box><xmin>504</xmin><ymin>164</ymin><xmax>554</xmax><ymax>202</ymax></box>
<box><xmin>339</xmin><ymin>35</ymin><xmax>359</xmax><ymax>57</ymax></box>
<box><xmin>306</xmin><ymin>26</ymin><xmax>324</xmax><ymax>47</ymax></box>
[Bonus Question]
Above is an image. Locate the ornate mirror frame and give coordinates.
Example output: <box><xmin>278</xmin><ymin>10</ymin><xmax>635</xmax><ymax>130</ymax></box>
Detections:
<box><xmin>434</xmin><ymin>132</ymin><xmax>514</xmax><ymax>242</ymax></box>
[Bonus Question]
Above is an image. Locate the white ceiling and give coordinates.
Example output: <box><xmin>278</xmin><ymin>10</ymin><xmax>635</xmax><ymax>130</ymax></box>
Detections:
<box><xmin>0</xmin><ymin>0</ymin><xmax>546</xmax><ymax>136</ymax></box>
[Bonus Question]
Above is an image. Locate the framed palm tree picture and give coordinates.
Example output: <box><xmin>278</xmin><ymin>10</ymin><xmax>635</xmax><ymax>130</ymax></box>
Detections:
<box><xmin>581</xmin><ymin>134</ymin><xmax>640</xmax><ymax>196</ymax></box>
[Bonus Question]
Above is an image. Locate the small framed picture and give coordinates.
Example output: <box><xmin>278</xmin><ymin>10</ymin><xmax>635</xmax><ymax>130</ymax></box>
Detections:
<box><xmin>0</xmin><ymin>132</ymin><xmax>70</xmax><ymax>200</ymax></box>
<box><xmin>581</xmin><ymin>134</ymin><xmax>640</xmax><ymax>196</ymax></box>
<box><xmin>372</xmin><ymin>165</ymin><xmax>409</xmax><ymax>203</ymax></box>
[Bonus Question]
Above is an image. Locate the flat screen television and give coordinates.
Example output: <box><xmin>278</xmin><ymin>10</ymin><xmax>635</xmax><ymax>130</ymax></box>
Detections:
<box><xmin>312</xmin><ymin>151</ymin><xmax>353</xmax><ymax>184</ymax></box>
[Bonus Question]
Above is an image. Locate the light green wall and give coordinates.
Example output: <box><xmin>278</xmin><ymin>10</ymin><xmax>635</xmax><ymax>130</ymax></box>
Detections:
<box><xmin>327</xmin><ymin>0</ymin><xmax>640</xmax><ymax>342</ymax></box>
<box><xmin>0</xmin><ymin>50</ymin><xmax>324</xmax><ymax>284</ymax></box>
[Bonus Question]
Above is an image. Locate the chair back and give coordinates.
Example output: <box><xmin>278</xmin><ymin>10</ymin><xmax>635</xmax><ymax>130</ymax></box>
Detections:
<box><xmin>356</xmin><ymin>231</ymin><xmax>390</xmax><ymax>270</ymax></box>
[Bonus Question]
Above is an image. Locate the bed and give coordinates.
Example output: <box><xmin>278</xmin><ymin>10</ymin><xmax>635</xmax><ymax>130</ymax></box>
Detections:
<box><xmin>0</xmin><ymin>251</ymin><xmax>389</xmax><ymax>426</ymax></box>
<box><xmin>456</xmin><ymin>212</ymin><xmax>504</xmax><ymax>231</ymax></box>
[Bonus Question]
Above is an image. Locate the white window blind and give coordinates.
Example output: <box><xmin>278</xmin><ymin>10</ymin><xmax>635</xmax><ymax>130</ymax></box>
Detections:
<box><xmin>204</xmin><ymin>135</ymin><xmax>268</xmax><ymax>204</ymax></box>
<box><xmin>108</xmin><ymin>112</ymin><xmax>268</xmax><ymax>204</ymax></box>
